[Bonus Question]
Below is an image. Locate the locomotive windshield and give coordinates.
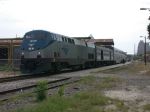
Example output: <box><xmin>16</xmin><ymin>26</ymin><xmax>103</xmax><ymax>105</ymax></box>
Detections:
<box><xmin>21</xmin><ymin>30</ymin><xmax>54</xmax><ymax>51</ymax></box>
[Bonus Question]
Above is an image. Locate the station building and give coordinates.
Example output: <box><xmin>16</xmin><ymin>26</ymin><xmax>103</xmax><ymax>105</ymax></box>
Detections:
<box><xmin>0</xmin><ymin>38</ymin><xmax>22</xmax><ymax>67</ymax></box>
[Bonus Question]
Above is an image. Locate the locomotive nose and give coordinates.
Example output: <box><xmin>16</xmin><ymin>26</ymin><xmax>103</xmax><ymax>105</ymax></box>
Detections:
<box><xmin>27</xmin><ymin>61</ymin><xmax>36</xmax><ymax>70</ymax></box>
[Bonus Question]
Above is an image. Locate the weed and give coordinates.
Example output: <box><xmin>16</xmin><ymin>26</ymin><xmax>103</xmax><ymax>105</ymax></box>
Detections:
<box><xmin>13</xmin><ymin>95</ymin><xmax>70</xmax><ymax>112</ymax></box>
<box><xmin>58</xmin><ymin>85</ymin><xmax>65</xmax><ymax>97</ymax></box>
<box><xmin>103</xmin><ymin>76</ymin><xmax>120</xmax><ymax>83</ymax></box>
<box><xmin>74</xmin><ymin>91</ymin><xmax>109</xmax><ymax>106</ymax></box>
<box><xmin>95</xmin><ymin>76</ymin><xmax>120</xmax><ymax>90</ymax></box>
<box><xmin>80</xmin><ymin>75</ymin><xmax>96</xmax><ymax>85</ymax></box>
<box><xmin>113</xmin><ymin>99</ymin><xmax>129</xmax><ymax>112</ymax></box>
<box><xmin>0</xmin><ymin>92</ymin><xmax>34</xmax><ymax>106</ymax></box>
<box><xmin>14</xmin><ymin>91</ymin><xmax>111</xmax><ymax>112</ymax></box>
<box><xmin>35</xmin><ymin>80</ymin><xmax>48</xmax><ymax>101</ymax></box>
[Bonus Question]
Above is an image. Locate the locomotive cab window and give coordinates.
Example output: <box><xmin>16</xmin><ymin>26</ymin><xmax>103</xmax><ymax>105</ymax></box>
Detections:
<box><xmin>72</xmin><ymin>39</ymin><xmax>75</xmax><ymax>44</ymax></box>
<box><xmin>101</xmin><ymin>50</ymin><xmax>104</xmax><ymax>60</ymax></box>
<box><xmin>62</xmin><ymin>37</ymin><xmax>65</xmax><ymax>42</ymax></box>
<box><xmin>65</xmin><ymin>38</ymin><xmax>67</xmax><ymax>42</ymax></box>
<box><xmin>68</xmin><ymin>38</ymin><xmax>73</xmax><ymax>44</ymax></box>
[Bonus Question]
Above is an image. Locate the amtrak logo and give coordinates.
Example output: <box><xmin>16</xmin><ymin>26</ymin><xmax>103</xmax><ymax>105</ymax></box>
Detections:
<box><xmin>62</xmin><ymin>47</ymin><xmax>69</xmax><ymax>55</ymax></box>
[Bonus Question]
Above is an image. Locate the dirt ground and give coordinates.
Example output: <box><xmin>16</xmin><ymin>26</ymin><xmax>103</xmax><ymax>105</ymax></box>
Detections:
<box><xmin>0</xmin><ymin>72</ymin><xmax>19</xmax><ymax>78</ymax></box>
<box><xmin>92</xmin><ymin>61</ymin><xmax>150</xmax><ymax>112</ymax></box>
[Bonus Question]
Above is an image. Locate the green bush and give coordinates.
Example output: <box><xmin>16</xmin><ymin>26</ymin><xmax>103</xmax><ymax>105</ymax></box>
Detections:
<box><xmin>58</xmin><ymin>85</ymin><xmax>65</xmax><ymax>97</ymax></box>
<box><xmin>35</xmin><ymin>80</ymin><xmax>48</xmax><ymax>101</ymax></box>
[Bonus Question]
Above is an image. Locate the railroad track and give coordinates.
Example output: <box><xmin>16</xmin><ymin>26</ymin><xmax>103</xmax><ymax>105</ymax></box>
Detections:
<box><xmin>0</xmin><ymin>62</ymin><xmax>130</xmax><ymax>83</ymax></box>
<box><xmin>0</xmin><ymin>77</ymin><xmax>80</xmax><ymax>102</ymax></box>
<box><xmin>0</xmin><ymin>69</ymin><xmax>74</xmax><ymax>83</ymax></box>
<box><xmin>0</xmin><ymin>73</ymin><xmax>51</xmax><ymax>83</ymax></box>
<box><xmin>0</xmin><ymin>63</ymin><xmax>131</xmax><ymax>103</ymax></box>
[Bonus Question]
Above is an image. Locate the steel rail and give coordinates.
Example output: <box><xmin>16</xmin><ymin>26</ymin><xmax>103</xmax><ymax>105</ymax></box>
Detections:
<box><xmin>0</xmin><ymin>77</ymin><xmax>80</xmax><ymax>102</ymax></box>
<box><xmin>0</xmin><ymin>62</ymin><xmax>130</xmax><ymax>83</ymax></box>
<box><xmin>0</xmin><ymin>77</ymin><xmax>71</xmax><ymax>95</ymax></box>
<box><xmin>0</xmin><ymin>73</ymin><xmax>50</xmax><ymax>83</ymax></box>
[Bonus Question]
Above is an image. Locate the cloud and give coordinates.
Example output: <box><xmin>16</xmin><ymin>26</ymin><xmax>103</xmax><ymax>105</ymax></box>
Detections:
<box><xmin>142</xmin><ymin>0</ymin><xmax>150</xmax><ymax>5</ymax></box>
<box><xmin>0</xmin><ymin>0</ymin><xmax>149</xmax><ymax>54</ymax></box>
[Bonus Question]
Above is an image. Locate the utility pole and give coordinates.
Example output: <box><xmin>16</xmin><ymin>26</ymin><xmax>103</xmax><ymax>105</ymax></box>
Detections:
<box><xmin>140</xmin><ymin>36</ymin><xmax>147</xmax><ymax>65</ymax></box>
<box><xmin>134</xmin><ymin>44</ymin><xmax>135</xmax><ymax>57</ymax></box>
<box><xmin>140</xmin><ymin>8</ymin><xmax>150</xmax><ymax>65</ymax></box>
<box><xmin>144</xmin><ymin>36</ymin><xmax>147</xmax><ymax>65</ymax></box>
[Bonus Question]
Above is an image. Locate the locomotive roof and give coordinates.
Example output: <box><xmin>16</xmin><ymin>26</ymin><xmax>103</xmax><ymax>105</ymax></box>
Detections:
<box><xmin>87</xmin><ymin>39</ymin><xmax>114</xmax><ymax>45</ymax></box>
<box><xmin>73</xmin><ymin>37</ymin><xmax>114</xmax><ymax>45</ymax></box>
<box><xmin>114</xmin><ymin>47</ymin><xmax>127</xmax><ymax>54</ymax></box>
<box><xmin>25</xmin><ymin>30</ymin><xmax>51</xmax><ymax>37</ymax></box>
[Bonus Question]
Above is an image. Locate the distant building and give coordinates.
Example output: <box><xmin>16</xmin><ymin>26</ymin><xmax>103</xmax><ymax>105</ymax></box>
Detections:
<box><xmin>0</xmin><ymin>38</ymin><xmax>22</xmax><ymax>68</ymax></box>
<box><xmin>137</xmin><ymin>40</ymin><xmax>150</xmax><ymax>55</ymax></box>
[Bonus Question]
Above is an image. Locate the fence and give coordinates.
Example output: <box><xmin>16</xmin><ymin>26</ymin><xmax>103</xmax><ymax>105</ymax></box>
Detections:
<box><xmin>0</xmin><ymin>59</ymin><xmax>21</xmax><ymax>77</ymax></box>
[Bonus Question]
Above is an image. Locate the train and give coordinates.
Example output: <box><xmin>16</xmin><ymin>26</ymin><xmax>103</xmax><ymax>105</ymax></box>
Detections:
<box><xmin>20</xmin><ymin>30</ymin><xmax>127</xmax><ymax>74</ymax></box>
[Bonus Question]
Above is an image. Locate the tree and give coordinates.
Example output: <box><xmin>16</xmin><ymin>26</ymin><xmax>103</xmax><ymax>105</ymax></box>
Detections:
<box><xmin>147</xmin><ymin>23</ymin><xmax>150</xmax><ymax>39</ymax></box>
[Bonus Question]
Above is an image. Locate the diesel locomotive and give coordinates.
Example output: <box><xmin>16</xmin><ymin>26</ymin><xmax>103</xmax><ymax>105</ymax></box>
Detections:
<box><xmin>20</xmin><ymin>30</ymin><xmax>126</xmax><ymax>73</ymax></box>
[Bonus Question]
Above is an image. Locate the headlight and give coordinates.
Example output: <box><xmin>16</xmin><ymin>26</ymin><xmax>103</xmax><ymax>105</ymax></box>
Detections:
<box><xmin>38</xmin><ymin>52</ymin><xmax>41</xmax><ymax>55</ymax></box>
<box><xmin>21</xmin><ymin>52</ymin><xmax>24</xmax><ymax>55</ymax></box>
<box><xmin>29</xmin><ymin>47</ymin><xmax>31</xmax><ymax>50</ymax></box>
<box><xmin>21</xmin><ymin>52</ymin><xmax>24</xmax><ymax>59</ymax></box>
<box><xmin>37</xmin><ymin>52</ymin><xmax>41</xmax><ymax>58</ymax></box>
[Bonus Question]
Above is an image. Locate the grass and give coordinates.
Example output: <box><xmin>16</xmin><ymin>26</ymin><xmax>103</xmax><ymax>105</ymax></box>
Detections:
<box><xmin>0</xmin><ymin>64</ymin><xmax>20</xmax><ymax>75</ymax></box>
<box><xmin>13</xmin><ymin>91</ymin><xmax>111</xmax><ymax>112</ymax></box>
<box><xmin>80</xmin><ymin>75</ymin><xmax>120</xmax><ymax>90</ymax></box>
<box><xmin>95</xmin><ymin>77</ymin><xmax>121</xmax><ymax>90</ymax></box>
<box><xmin>95</xmin><ymin>64</ymin><xmax>134</xmax><ymax>74</ymax></box>
<box><xmin>0</xmin><ymin>65</ymin><xmax>127</xmax><ymax>112</ymax></box>
<box><xmin>13</xmin><ymin>91</ymin><xmax>129</xmax><ymax>112</ymax></box>
<box><xmin>94</xmin><ymin>61</ymin><xmax>150</xmax><ymax>75</ymax></box>
<box><xmin>8</xmin><ymin>74</ymin><xmax>128</xmax><ymax>112</ymax></box>
<box><xmin>114</xmin><ymin>99</ymin><xmax>129</xmax><ymax>112</ymax></box>
<box><xmin>0</xmin><ymin>92</ymin><xmax>34</xmax><ymax>106</ymax></box>
<box><xmin>143</xmin><ymin>104</ymin><xmax>150</xmax><ymax>111</ymax></box>
<box><xmin>0</xmin><ymin>80</ymin><xmax>48</xmax><ymax>104</ymax></box>
<box><xmin>4</xmin><ymin>69</ymin><xmax>127</xmax><ymax>112</ymax></box>
<box><xmin>14</xmin><ymin>96</ymin><xmax>70</xmax><ymax>112</ymax></box>
<box><xmin>80</xmin><ymin>75</ymin><xmax>96</xmax><ymax>85</ymax></box>
<box><xmin>0</xmin><ymin>64</ymin><xmax>13</xmax><ymax>71</ymax></box>
<box><xmin>74</xmin><ymin>92</ymin><xmax>110</xmax><ymax>106</ymax></box>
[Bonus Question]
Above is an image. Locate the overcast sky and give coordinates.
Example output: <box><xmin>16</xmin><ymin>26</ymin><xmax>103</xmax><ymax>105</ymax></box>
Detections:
<box><xmin>0</xmin><ymin>0</ymin><xmax>150</xmax><ymax>54</ymax></box>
